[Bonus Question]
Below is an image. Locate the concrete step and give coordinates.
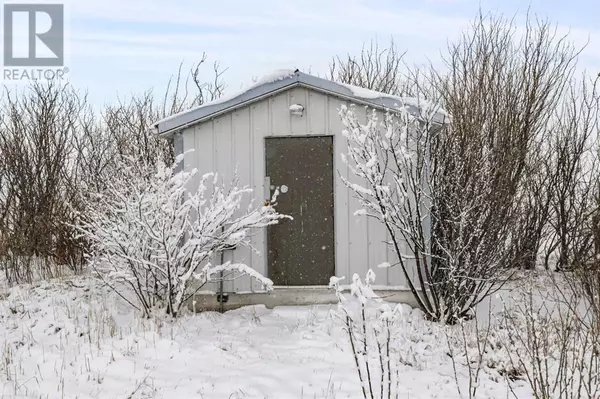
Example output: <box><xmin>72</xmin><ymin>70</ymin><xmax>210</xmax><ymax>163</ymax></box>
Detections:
<box><xmin>187</xmin><ymin>286</ymin><xmax>421</xmax><ymax>312</ymax></box>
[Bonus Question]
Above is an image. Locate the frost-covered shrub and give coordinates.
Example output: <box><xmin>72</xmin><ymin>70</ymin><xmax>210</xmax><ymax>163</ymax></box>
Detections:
<box><xmin>329</xmin><ymin>271</ymin><xmax>526</xmax><ymax>398</ymax></box>
<box><xmin>340</xmin><ymin>103</ymin><xmax>512</xmax><ymax>324</ymax></box>
<box><xmin>492</xmin><ymin>281</ymin><xmax>600</xmax><ymax>399</ymax></box>
<box><xmin>329</xmin><ymin>270</ymin><xmax>417</xmax><ymax>399</ymax></box>
<box><xmin>75</xmin><ymin>155</ymin><xmax>288</xmax><ymax>318</ymax></box>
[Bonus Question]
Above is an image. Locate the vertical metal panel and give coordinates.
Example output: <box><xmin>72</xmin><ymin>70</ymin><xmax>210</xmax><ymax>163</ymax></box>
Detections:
<box><xmin>213</xmin><ymin>113</ymin><xmax>235</xmax><ymax>292</ymax></box>
<box><xmin>327</xmin><ymin>96</ymin><xmax>350</xmax><ymax>282</ymax></box>
<box><xmin>250</xmin><ymin>100</ymin><xmax>269</xmax><ymax>290</ymax></box>
<box><xmin>231</xmin><ymin>108</ymin><xmax>254</xmax><ymax>292</ymax></box>
<box><xmin>192</xmin><ymin>121</ymin><xmax>220</xmax><ymax>292</ymax></box>
<box><xmin>194</xmin><ymin>122</ymin><xmax>215</xmax><ymax>176</ymax></box>
<box><xmin>386</xmin><ymin>243</ymin><xmax>404</xmax><ymax>286</ymax></box>
<box><xmin>289</xmin><ymin>87</ymin><xmax>308</xmax><ymax>135</ymax></box>
<box><xmin>307</xmin><ymin>90</ymin><xmax>327</xmax><ymax>135</ymax></box>
<box><xmin>213</xmin><ymin>114</ymin><xmax>233</xmax><ymax>181</ymax></box>
<box><xmin>367</xmin><ymin>204</ymin><xmax>389</xmax><ymax>284</ymax></box>
<box><xmin>269</xmin><ymin>91</ymin><xmax>290</xmax><ymax>137</ymax></box>
<box><xmin>346</xmin><ymin>106</ymin><xmax>370</xmax><ymax>280</ymax></box>
<box><xmin>181</xmin><ymin>128</ymin><xmax>196</xmax><ymax>193</ymax></box>
<box><xmin>173</xmin><ymin>132</ymin><xmax>184</xmax><ymax>173</ymax></box>
<box><xmin>367</xmin><ymin>109</ymin><xmax>391</xmax><ymax>285</ymax></box>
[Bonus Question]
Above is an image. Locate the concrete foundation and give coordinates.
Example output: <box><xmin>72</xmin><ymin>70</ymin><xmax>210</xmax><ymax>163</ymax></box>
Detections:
<box><xmin>187</xmin><ymin>286</ymin><xmax>422</xmax><ymax>312</ymax></box>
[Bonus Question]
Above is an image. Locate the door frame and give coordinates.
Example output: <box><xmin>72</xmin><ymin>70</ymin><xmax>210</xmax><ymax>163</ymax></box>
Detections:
<box><xmin>263</xmin><ymin>134</ymin><xmax>337</xmax><ymax>286</ymax></box>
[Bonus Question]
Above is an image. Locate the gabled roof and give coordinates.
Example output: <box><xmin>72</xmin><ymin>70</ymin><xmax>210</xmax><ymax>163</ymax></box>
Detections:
<box><xmin>151</xmin><ymin>69</ymin><xmax>448</xmax><ymax>137</ymax></box>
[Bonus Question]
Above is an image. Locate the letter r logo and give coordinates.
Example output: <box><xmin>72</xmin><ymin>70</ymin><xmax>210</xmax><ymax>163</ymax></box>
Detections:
<box><xmin>3</xmin><ymin>4</ymin><xmax>64</xmax><ymax>67</ymax></box>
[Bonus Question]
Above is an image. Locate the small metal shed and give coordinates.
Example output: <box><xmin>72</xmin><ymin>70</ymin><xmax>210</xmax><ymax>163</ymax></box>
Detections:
<box><xmin>152</xmin><ymin>69</ymin><xmax>442</xmax><ymax>308</ymax></box>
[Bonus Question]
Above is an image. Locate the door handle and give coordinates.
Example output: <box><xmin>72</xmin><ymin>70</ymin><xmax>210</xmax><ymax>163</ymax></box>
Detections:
<box><xmin>264</xmin><ymin>176</ymin><xmax>271</xmax><ymax>200</ymax></box>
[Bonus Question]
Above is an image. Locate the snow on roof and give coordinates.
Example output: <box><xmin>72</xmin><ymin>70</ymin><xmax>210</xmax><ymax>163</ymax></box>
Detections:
<box><xmin>339</xmin><ymin>82</ymin><xmax>399</xmax><ymax>100</ymax></box>
<box><xmin>254</xmin><ymin>68</ymin><xmax>298</xmax><ymax>85</ymax></box>
<box><xmin>337</xmin><ymin>82</ymin><xmax>444</xmax><ymax>119</ymax></box>
<box><xmin>152</xmin><ymin>69</ymin><xmax>447</xmax><ymax>136</ymax></box>
<box><xmin>152</xmin><ymin>69</ymin><xmax>299</xmax><ymax>132</ymax></box>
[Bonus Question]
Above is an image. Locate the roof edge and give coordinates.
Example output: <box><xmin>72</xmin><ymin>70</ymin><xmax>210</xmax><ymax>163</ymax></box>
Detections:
<box><xmin>155</xmin><ymin>81</ymin><xmax>303</xmax><ymax>138</ymax></box>
<box><xmin>153</xmin><ymin>70</ymin><xmax>301</xmax><ymax>138</ymax></box>
<box><xmin>152</xmin><ymin>70</ymin><xmax>449</xmax><ymax>137</ymax></box>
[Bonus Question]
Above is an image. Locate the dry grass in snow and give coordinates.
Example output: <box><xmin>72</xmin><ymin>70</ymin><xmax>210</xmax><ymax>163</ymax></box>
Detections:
<box><xmin>0</xmin><ymin>276</ymin><xmax>535</xmax><ymax>398</ymax></box>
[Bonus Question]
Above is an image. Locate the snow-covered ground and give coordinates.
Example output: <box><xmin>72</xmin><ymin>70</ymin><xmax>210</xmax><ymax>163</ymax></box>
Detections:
<box><xmin>0</xmin><ymin>276</ymin><xmax>534</xmax><ymax>398</ymax></box>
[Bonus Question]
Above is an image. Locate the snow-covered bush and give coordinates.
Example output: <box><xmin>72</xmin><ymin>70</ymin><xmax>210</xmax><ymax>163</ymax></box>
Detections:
<box><xmin>340</xmin><ymin>103</ymin><xmax>512</xmax><ymax>324</ymax></box>
<box><xmin>330</xmin><ymin>270</ymin><xmax>509</xmax><ymax>399</ymax></box>
<box><xmin>329</xmin><ymin>271</ymin><xmax>415</xmax><ymax>399</ymax></box>
<box><xmin>444</xmin><ymin>306</ymin><xmax>497</xmax><ymax>399</ymax></box>
<box><xmin>75</xmin><ymin>155</ymin><xmax>288</xmax><ymax>318</ymax></box>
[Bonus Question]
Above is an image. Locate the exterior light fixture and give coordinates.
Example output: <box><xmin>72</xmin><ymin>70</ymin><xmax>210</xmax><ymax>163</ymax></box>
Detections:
<box><xmin>289</xmin><ymin>103</ymin><xmax>304</xmax><ymax>116</ymax></box>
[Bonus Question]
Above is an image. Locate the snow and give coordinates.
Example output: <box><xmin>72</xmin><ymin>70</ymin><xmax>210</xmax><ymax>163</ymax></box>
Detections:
<box><xmin>0</xmin><ymin>276</ymin><xmax>536</xmax><ymax>398</ymax></box>
<box><xmin>347</xmin><ymin>182</ymin><xmax>374</xmax><ymax>196</ymax></box>
<box><xmin>255</xmin><ymin>69</ymin><xmax>297</xmax><ymax>86</ymax></box>
<box><xmin>338</xmin><ymin>81</ymin><xmax>448</xmax><ymax>118</ymax></box>
<box><xmin>339</xmin><ymin>82</ymin><xmax>391</xmax><ymax>100</ymax></box>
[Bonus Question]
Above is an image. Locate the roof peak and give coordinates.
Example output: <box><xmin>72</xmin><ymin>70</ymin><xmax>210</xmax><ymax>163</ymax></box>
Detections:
<box><xmin>152</xmin><ymin>69</ymin><xmax>447</xmax><ymax>136</ymax></box>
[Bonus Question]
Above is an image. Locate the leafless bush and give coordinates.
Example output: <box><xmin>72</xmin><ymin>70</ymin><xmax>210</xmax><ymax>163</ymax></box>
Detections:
<box><xmin>543</xmin><ymin>77</ymin><xmax>600</xmax><ymax>271</ymax></box>
<box><xmin>103</xmin><ymin>92</ymin><xmax>173</xmax><ymax>172</ymax></box>
<box><xmin>102</xmin><ymin>56</ymin><xmax>226</xmax><ymax>176</ymax></box>
<box><xmin>330</xmin><ymin>271</ymin><xmax>501</xmax><ymax>399</ymax></box>
<box><xmin>336</xmin><ymin>12</ymin><xmax>584</xmax><ymax>322</ymax></box>
<box><xmin>340</xmin><ymin>92</ymin><xmax>517</xmax><ymax>323</ymax></box>
<box><xmin>445</xmin><ymin>303</ymin><xmax>494</xmax><ymax>399</ymax></box>
<box><xmin>329</xmin><ymin>38</ymin><xmax>406</xmax><ymax>95</ymax></box>
<box><xmin>509</xmin><ymin>146</ymin><xmax>555</xmax><ymax>270</ymax></box>
<box><xmin>432</xmin><ymin>11</ymin><xmax>580</xmax><ymax>275</ymax></box>
<box><xmin>0</xmin><ymin>82</ymin><xmax>88</xmax><ymax>283</ymax></box>
<box><xmin>497</xmin><ymin>275</ymin><xmax>600</xmax><ymax>399</ymax></box>
<box><xmin>570</xmin><ymin>219</ymin><xmax>600</xmax><ymax>318</ymax></box>
<box><xmin>0</xmin><ymin>54</ymin><xmax>227</xmax><ymax>286</ymax></box>
<box><xmin>163</xmin><ymin>52</ymin><xmax>226</xmax><ymax>115</ymax></box>
<box><xmin>340</xmin><ymin>103</ymin><xmax>454</xmax><ymax>322</ymax></box>
<box><xmin>329</xmin><ymin>271</ymin><xmax>417</xmax><ymax>399</ymax></box>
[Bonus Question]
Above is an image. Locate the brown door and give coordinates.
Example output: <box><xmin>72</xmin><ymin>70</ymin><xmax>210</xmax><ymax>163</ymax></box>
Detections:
<box><xmin>265</xmin><ymin>136</ymin><xmax>335</xmax><ymax>286</ymax></box>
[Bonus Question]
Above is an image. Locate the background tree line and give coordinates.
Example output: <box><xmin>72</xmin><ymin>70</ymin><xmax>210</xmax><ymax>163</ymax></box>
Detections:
<box><xmin>1</xmin><ymin>11</ymin><xmax>599</xmax><ymax>316</ymax></box>
<box><xmin>0</xmin><ymin>55</ymin><xmax>225</xmax><ymax>284</ymax></box>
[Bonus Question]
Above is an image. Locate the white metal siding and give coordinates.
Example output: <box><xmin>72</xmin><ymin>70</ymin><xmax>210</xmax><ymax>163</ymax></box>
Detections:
<box><xmin>180</xmin><ymin>86</ymin><xmax>416</xmax><ymax>291</ymax></box>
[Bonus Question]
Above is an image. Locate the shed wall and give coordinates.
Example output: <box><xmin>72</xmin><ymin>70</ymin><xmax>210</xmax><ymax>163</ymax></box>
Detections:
<box><xmin>181</xmin><ymin>86</ymin><xmax>416</xmax><ymax>292</ymax></box>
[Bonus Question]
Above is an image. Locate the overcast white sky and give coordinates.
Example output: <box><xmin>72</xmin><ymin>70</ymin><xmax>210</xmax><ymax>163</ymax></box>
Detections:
<box><xmin>24</xmin><ymin>0</ymin><xmax>600</xmax><ymax>105</ymax></box>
